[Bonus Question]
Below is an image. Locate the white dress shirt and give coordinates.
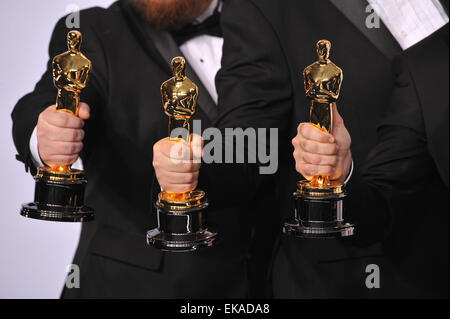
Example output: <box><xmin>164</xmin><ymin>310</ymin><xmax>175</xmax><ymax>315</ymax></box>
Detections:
<box><xmin>368</xmin><ymin>0</ymin><xmax>449</xmax><ymax>50</ymax></box>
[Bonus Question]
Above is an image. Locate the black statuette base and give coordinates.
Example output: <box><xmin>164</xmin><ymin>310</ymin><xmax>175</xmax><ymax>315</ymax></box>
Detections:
<box><xmin>283</xmin><ymin>192</ymin><xmax>354</xmax><ymax>238</ymax></box>
<box><xmin>147</xmin><ymin>200</ymin><xmax>218</xmax><ymax>252</ymax></box>
<box><xmin>20</xmin><ymin>173</ymin><xmax>94</xmax><ymax>222</ymax></box>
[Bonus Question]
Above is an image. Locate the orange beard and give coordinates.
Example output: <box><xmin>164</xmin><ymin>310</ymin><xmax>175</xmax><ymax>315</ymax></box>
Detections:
<box><xmin>131</xmin><ymin>0</ymin><xmax>212</xmax><ymax>31</ymax></box>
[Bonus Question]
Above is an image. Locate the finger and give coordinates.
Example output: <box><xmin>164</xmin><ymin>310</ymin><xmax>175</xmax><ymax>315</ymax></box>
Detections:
<box><xmin>299</xmin><ymin>122</ymin><xmax>334</xmax><ymax>143</ymax></box>
<box><xmin>153</xmin><ymin>152</ymin><xmax>200</xmax><ymax>173</ymax></box>
<box><xmin>302</xmin><ymin>151</ymin><xmax>338</xmax><ymax>166</ymax></box>
<box><xmin>157</xmin><ymin>170</ymin><xmax>199</xmax><ymax>185</ymax></box>
<box><xmin>156</xmin><ymin>157</ymin><xmax>201</xmax><ymax>173</ymax></box>
<box><xmin>44</xmin><ymin>141</ymin><xmax>83</xmax><ymax>156</ymax></box>
<box><xmin>295</xmin><ymin>163</ymin><xmax>334</xmax><ymax>177</ymax></box>
<box><xmin>78</xmin><ymin>102</ymin><xmax>90</xmax><ymax>120</ymax></box>
<box><xmin>298</xmin><ymin>136</ymin><xmax>339</xmax><ymax>155</ymax></box>
<box><xmin>39</xmin><ymin>123</ymin><xmax>85</xmax><ymax>142</ymax></box>
<box><xmin>45</xmin><ymin>109</ymin><xmax>85</xmax><ymax>129</ymax></box>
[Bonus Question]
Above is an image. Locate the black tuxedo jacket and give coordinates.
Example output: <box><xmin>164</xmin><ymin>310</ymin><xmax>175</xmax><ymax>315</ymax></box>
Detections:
<box><xmin>217</xmin><ymin>0</ymin><xmax>403</xmax><ymax>298</ymax></box>
<box><xmin>362</xmin><ymin>25</ymin><xmax>449</xmax><ymax>298</ymax></box>
<box><xmin>11</xmin><ymin>0</ymin><xmax>266</xmax><ymax>298</ymax></box>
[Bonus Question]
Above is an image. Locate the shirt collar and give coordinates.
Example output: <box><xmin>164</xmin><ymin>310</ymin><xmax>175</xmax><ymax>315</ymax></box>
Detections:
<box><xmin>194</xmin><ymin>0</ymin><xmax>221</xmax><ymax>24</ymax></box>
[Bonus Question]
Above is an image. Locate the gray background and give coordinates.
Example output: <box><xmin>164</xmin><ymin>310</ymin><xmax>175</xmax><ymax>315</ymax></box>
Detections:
<box><xmin>0</xmin><ymin>0</ymin><xmax>115</xmax><ymax>298</ymax></box>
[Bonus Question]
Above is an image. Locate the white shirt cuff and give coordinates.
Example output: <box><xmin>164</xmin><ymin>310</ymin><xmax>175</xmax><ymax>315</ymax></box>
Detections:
<box><xmin>344</xmin><ymin>160</ymin><xmax>354</xmax><ymax>185</ymax></box>
<box><xmin>29</xmin><ymin>126</ymin><xmax>44</xmax><ymax>168</ymax></box>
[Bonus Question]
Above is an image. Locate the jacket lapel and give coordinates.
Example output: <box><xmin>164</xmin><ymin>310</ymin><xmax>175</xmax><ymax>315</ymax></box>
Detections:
<box><xmin>330</xmin><ymin>0</ymin><xmax>402</xmax><ymax>60</ymax></box>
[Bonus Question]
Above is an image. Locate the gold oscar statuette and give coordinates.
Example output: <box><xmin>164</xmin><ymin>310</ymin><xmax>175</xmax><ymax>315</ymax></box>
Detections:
<box><xmin>147</xmin><ymin>56</ymin><xmax>218</xmax><ymax>252</ymax></box>
<box><xmin>283</xmin><ymin>40</ymin><xmax>354</xmax><ymax>238</ymax></box>
<box><xmin>21</xmin><ymin>30</ymin><xmax>94</xmax><ymax>222</ymax></box>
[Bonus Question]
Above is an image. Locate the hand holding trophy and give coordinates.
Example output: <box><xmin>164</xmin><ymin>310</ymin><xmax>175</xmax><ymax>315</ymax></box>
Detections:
<box><xmin>283</xmin><ymin>40</ymin><xmax>354</xmax><ymax>238</ymax></box>
<box><xmin>147</xmin><ymin>57</ymin><xmax>218</xmax><ymax>252</ymax></box>
<box><xmin>21</xmin><ymin>30</ymin><xmax>94</xmax><ymax>222</ymax></box>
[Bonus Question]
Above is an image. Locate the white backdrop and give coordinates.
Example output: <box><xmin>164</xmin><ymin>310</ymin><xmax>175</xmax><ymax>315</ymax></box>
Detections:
<box><xmin>0</xmin><ymin>0</ymin><xmax>115</xmax><ymax>299</ymax></box>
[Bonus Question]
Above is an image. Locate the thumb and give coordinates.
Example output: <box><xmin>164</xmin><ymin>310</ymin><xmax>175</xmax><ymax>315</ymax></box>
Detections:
<box><xmin>331</xmin><ymin>102</ymin><xmax>344</xmax><ymax>135</ymax></box>
<box><xmin>78</xmin><ymin>102</ymin><xmax>90</xmax><ymax>120</ymax></box>
<box><xmin>190</xmin><ymin>133</ymin><xmax>203</xmax><ymax>163</ymax></box>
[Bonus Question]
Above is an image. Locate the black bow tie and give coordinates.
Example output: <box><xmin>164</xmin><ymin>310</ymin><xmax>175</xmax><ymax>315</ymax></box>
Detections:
<box><xmin>171</xmin><ymin>8</ymin><xmax>222</xmax><ymax>46</ymax></box>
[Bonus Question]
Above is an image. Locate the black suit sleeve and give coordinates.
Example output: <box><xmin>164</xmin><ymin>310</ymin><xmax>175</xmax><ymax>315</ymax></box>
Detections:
<box><xmin>11</xmin><ymin>12</ymin><xmax>107</xmax><ymax>175</ymax></box>
<box><xmin>215</xmin><ymin>0</ymin><xmax>292</xmax><ymax>132</ymax></box>
<box><xmin>355</xmin><ymin>53</ymin><xmax>439</xmax><ymax>244</ymax></box>
<box><xmin>362</xmin><ymin>55</ymin><xmax>435</xmax><ymax>198</ymax></box>
<box><xmin>210</xmin><ymin>0</ymin><xmax>294</xmax><ymax>200</ymax></box>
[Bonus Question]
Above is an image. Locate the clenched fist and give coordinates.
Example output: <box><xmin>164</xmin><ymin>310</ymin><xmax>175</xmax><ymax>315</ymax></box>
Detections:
<box><xmin>153</xmin><ymin>134</ymin><xmax>203</xmax><ymax>193</ymax></box>
<box><xmin>292</xmin><ymin>103</ymin><xmax>352</xmax><ymax>183</ymax></box>
<box><xmin>37</xmin><ymin>103</ymin><xmax>90</xmax><ymax>167</ymax></box>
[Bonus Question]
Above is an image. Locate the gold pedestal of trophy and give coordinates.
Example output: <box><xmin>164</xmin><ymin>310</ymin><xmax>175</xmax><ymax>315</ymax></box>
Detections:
<box><xmin>21</xmin><ymin>31</ymin><xmax>94</xmax><ymax>222</ymax></box>
<box><xmin>283</xmin><ymin>40</ymin><xmax>354</xmax><ymax>238</ymax></box>
<box><xmin>147</xmin><ymin>57</ymin><xmax>218</xmax><ymax>251</ymax></box>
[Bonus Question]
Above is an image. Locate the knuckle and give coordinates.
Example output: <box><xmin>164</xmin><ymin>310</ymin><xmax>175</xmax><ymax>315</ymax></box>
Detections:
<box><xmin>63</xmin><ymin>143</ymin><xmax>75</xmax><ymax>154</ymax></box>
<box><xmin>192</xmin><ymin>162</ymin><xmax>201</xmax><ymax>171</ymax></box>
<box><xmin>186</xmin><ymin>173</ymin><xmax>196</xmax><ymax>183</ymax></box>
<box><xmin>332</xmin><ymin>156</ymin><xmax>338</xmax><ymax>166</ymax></box>
<box><xmin>304</xmin><ymin>140</ymin><xmax>315</xmax><ymax>152</ymax></box>
<box><xmin>310</xmin><ymin>154</ymin><xmax>321</xmax><ymax>165</ymax></box>
<box><xmin>60</xmin><ymin>115</ymin><xmax>69</xmax><ymax>127</ymax></box>
<box><xmin>184</xmin><ymin>162</ymin><xmax>194</xmax><ymax>172</ymax></box>
<box><xmin>69</xmin><ymin>143</ymin><xmax>78</xmax><ymax>154</ymax></box>
<box><xmin>76</xmin><ymin>118</ymin><xmax>84</xmax><ymax>128</ymax></box>
<box><xmin>78</xmin><ymin>129</ymin><xmax>85</xmax><ymax>141</ymax></box>
<box><xmin>70</xmin><ymin>130</ymin><xmax>78</xmax><ymax>141</ymax></box>
<box><xmin>299</xmin><ymin>124</ymin><xmax>307</xmax><ymax>136</ymax></box>
<box><xmin>291</xmin><ymin>137</ymin><xmax>297</xmax><ymax>146</ymax></box>
<box><xmin>293</xmin><ymin>149</ymin><xmax>300</xmax><ymax>162</ymax></box>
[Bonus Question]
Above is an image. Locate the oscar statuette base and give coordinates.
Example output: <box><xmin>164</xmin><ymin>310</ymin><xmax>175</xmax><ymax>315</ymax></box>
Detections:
<box><xmin>147</xmin><ymin>190</ymin><xmax>219</xmax><ymax>252</ymax></box>
<box><xmin>283</xmin><ymin>180</ymin><xmax>354</xmax><ymax>238</ymax></box>
<box><xmin>20</xmin><ymin>167</ymin><xmax>94</xmax><ymax>222</ymax></box>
